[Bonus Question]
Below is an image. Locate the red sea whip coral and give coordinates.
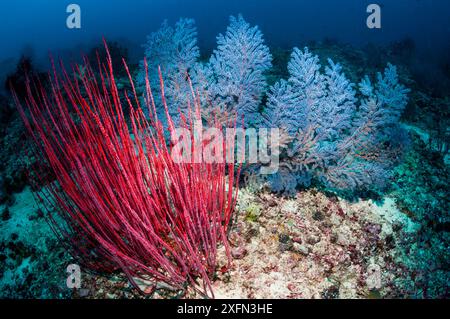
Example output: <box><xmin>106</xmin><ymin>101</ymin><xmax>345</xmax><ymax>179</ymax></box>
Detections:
<box><xmin>12</xmin><ymin>43</ymin><xmax>241</xmax><ymax>297</ymax></box>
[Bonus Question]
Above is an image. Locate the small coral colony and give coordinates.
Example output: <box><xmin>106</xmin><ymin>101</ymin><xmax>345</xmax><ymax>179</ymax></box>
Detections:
<box><xmin>14</xmin><ymin>15</ymin><xmax>410</xmax><ymax>297</ymax></box>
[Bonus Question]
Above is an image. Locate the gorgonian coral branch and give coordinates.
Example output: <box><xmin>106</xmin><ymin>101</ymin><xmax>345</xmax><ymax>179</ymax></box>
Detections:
<box><xmin>139</xmin><ymin>15</ymin><xmax>272</xmax><ymax>127</ymax></box>
<box><xmin>138</xmin><ymin>18</ymin><xmax>200</xmax><ymax>120</ymax></box>
<box><xmin>13</xmin><ymin>41</ymin><xmax>240</xmax><ymax>298</ymax></box>
<box><xmin>263</xmin><ymin>48</ymin><xmax>410</xmax><ymax>195</ymax></box>
<box><xmin>205</xmin><ymin>14</ymin><xmax>272</xmax><ymax>126</ymax></box>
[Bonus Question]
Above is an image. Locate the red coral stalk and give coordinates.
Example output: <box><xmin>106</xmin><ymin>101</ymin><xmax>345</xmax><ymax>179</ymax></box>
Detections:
<box><xmin>12</xmin><ymin>42</ymin><xmax>240</xmax><ymax>297</ymax></box>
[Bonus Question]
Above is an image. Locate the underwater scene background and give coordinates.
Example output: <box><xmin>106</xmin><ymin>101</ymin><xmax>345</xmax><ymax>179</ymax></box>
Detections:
<box><xmin>0</xmin><ymin>0</ymin><xmax>449</xmax><ymax>299</ymax></box>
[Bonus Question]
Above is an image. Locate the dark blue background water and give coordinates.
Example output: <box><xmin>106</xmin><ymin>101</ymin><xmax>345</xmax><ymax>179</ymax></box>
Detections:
<box><xmin>1</xmin><ymin>0</ymin><xmax>449</xmax><ymax>85</ymax></box>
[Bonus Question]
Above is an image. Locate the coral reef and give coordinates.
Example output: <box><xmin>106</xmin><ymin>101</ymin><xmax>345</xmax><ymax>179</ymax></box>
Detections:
<box><xmin>138</xmin><ymin>18</ymin><xmax>200</xmax><ymax>120</ymax></box>
<box><xmin>138</xmin><ymin>15</ymin><xmax>272</xmax><ymax>126</ymax></box>
<box><xmin>0</xmin><ymin>188</ymin><xmax>72</xmax><ymax>298</ymax></box>
<box><xmin>262</xmin><ymin>48</ymin><xmax>409</xmax><ymax>195</ymax></box>
<box><xmin>14</xmin><ymin>43</ymin><xmax>240</xmax><ymax>297</ymax></box>
<box><xmin>0</xmin><ymin>16</ymin><xmax>447</xmax><ymax>299</ymax></box>
<box><xmin>138</xmin><ymin>15</ymin><xmax>410</xmax><ymax>195</ymax></box>
<box><xmin>43</xmin><ymin>183</ymin><xmax>447</xmax><ymax>299</ymax></box>
<box><xmin>200</xmin><ymin>14</ymin><xmax>272</xmax><ymax>126</ymax></box>
<box><xmin>0</xmin><ymin>116</ymin><xmax>33</xmax><ymax>205</ymax></box>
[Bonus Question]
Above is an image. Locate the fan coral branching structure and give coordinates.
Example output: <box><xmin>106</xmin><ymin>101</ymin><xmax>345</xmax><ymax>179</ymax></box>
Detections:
<box><xmin>138</xmin><ymin>18</ymin><xmax>200</xmax><ymax>119</ymax></box>
<box><xmin>13</xmin><ymin>43</ymin><xmax>240</xmax><ymax>297</ymax></box>
<box><xmin>201</xmin><ymin>14</ymin><xmax>272</xmax><ymax>126</ymax></box>
<box><xmin>139</xmin><ymin>15</ymin><xmax>272</xmax><ymax>127</ymax></box>
<box><xmin>263</xmin><ymin>48</ymin><xmax>410</xmax><ymax>194</ymax></box>
<box><xmin>137</xmin><ymin>16</ymin><xmax>410</xmax><ymax>196</ymax></box>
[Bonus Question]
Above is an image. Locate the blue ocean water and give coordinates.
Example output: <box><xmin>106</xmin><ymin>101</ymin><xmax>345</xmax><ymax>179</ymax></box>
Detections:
<box><xmin>1</xmin><ymin>0</ymin><xmax>449</xmax><ymax>66</ymax></box>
